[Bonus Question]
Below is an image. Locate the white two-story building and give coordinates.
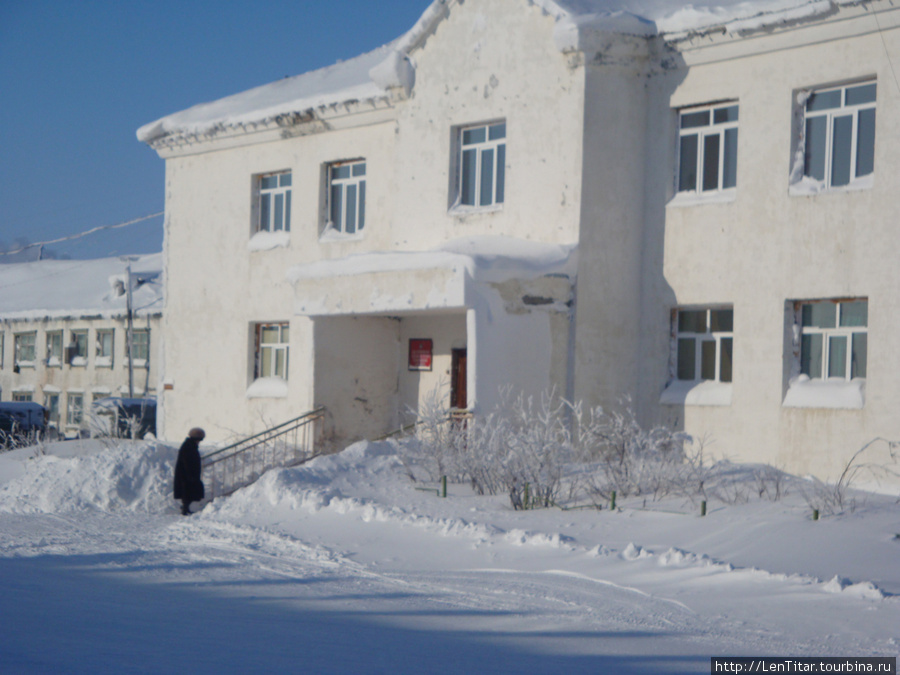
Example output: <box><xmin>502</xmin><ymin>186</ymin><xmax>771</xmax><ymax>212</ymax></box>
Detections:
<box><xmin>139</xmin><ymin>0</ymin><xmax>900</xmax><ymax>483</ymax></box>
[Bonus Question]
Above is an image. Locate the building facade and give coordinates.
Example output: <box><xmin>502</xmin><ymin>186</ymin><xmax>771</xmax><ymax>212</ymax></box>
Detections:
<box><xmin>139</xmin><ymin>0</ymin><xmax>899</xmax><ymax>482</ymax></box>
<box><xmin>0</xmin><ymin>255</ymin><xmax>162</xmax><ymax>437</ymax></box>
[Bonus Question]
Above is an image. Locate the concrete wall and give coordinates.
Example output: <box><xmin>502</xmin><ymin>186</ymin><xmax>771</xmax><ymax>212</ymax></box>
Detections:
<box><xmin>572</xmin><ymin>41</ymin><xmax>655</xmax><ymax>414</ymax></box>
<box><xmin>634</xmin><ymin>6</ymin><xmax>900</xmax><ymax>481</ymax></box>
<box><xmin>157</xmin><ymin>0</ymin><xmax>585</xmax><ymax>444</ymax></box>
<box><xmin>391</xmin><ymin>0</ymin><xmax>585</xmax><ymax>248</ymax></box>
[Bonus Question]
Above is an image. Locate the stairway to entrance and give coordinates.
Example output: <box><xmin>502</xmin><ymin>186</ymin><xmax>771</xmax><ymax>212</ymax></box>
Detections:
<box><xmin>201</xmin><ymin>407</ymin><xmax>326</xmax><ymax>499</ymax></box>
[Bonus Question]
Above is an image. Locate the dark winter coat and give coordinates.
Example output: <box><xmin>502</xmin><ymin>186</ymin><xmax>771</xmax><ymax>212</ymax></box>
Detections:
<box><xmin>174</xmin><ymin>437</ymin><xmax>204</xmax><ymax>502</ymax></box>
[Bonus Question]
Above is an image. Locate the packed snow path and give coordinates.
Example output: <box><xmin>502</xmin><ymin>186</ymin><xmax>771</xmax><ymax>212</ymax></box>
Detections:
<box><xmin>0</xmin><ymin>440</ymin><xmax>897</xmax><ymax>673</ymax></box>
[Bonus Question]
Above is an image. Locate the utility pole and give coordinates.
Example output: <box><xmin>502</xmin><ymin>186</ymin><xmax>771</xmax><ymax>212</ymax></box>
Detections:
<box><xmin>126</xmin><ymin>262</ymin><xmax>134</xmax><ymax>399</ymax></box>
<box><xmin>120</xmin><ymin>257</ymin><xmax>138</xmax><ymax>399</ymax></box>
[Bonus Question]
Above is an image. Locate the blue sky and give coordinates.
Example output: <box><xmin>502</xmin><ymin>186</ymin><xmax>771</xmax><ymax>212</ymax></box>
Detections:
<box><xmin>0</xmin><ymin>0</ymin><xmax>430</xmax><ymax>260</ymax></box>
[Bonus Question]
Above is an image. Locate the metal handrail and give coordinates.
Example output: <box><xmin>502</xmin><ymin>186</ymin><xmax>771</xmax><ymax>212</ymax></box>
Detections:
<box><xmin>202</xmin><ymin>406</ymin><xmax>326</xmax><ymax>499</ymax></box>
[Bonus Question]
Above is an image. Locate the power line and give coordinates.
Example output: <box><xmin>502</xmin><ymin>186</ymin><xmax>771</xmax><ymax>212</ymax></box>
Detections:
<box><xmin>0</xmin><ymin>212</ymin><xmax>164</xmax><ymax>257</ymax></box>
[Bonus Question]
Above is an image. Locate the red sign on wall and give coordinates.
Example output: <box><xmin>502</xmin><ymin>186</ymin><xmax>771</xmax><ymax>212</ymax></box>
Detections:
<box><xmin>408</xmin><ymin>339</ymin><xmax>433</xmax><ymax>371</ymax></box>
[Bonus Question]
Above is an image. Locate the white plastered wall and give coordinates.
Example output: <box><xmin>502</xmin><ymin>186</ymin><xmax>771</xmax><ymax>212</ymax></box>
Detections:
<box><xmin>635</xmin><ymin>8</ymin><xmax>900</xmax><ymax>482</ymax></box>
<box><xmin>159</xmin><ymin>0</ymin><xmax>586</xmax><ymax>444</ymax></box>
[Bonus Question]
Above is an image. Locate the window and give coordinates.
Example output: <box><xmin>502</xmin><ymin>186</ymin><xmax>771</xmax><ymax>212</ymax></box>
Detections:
<box><xmin>67</xmin><ymin>330</ymin><xmax>88</xmax><ymax>366</ymax></box>
<box><xmin>96</xmin><ymin>329</ymin><xmax>114</xmax><ymax>367</ymax></box>
<box><xmin>0</xmin><ymin>332</ymin><xmax>4</xmax><ymax>368</ymax></box>
<box><xmin>456</xmin><ymin>121</ymin><xmax>506</xmax><ymax>208</ymax></box>
<box><xmin>44</xmin><ymin>393</ymin><xmax>60</xmax><ymax>427</ymax></box>
<box><xmin>129</xmin><ymin>329</ymin><xmax>150</xmax><ymax>364</ymax></box>
<box><xmin>46</xmin><ymin>331</ymin><xmax>63</xmax><ymax>367</ymax></box>
<box><xmin>327</xmin><ymin>160</ymin><xmax>366</xmax><ymax>235</ymax></box>
<box><xmin>800</xmin><ymin>81</ymin><xmax>876</xmax><ymax>189</ymax></box>
<box><xmin>677</xmin><ymin>103</ymin><xmax>738</xmax><ymax>194</ymax></box>
<box><xmin>797</xmin><ymin>299</ymin><xmax>867</xmax><ymax>380</ymax></box>
<box><xmin>67</xmin><ymin>393</ymin><xmax>84</xmax><ymax>427</ymax></box>
<box><xmin>14</xmin><ymin>332</ymin><xmax>36</xmax><ymax>367</ymax></box>
<box><xmin>12</xmin><ymin>392</ymin><xmax>32</xmax><ymax>402</ymax></box>
<box><xmin>256</xmin><ymin>171</ymin><xmax>292</xmax><ymax>233</ymax></box>
<box><xmin>255</xmin><ymin>323</ymin><xmax>289</xmax><ymax>380</ymax></box>
<box><xmin>675</xmin><ymin>308</ymin><xmax>733</xmax><ymax>383</ymax></box>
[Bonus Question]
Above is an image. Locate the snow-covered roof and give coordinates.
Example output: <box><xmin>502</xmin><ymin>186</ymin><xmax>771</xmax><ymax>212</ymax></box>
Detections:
<box><xmin>541</xmin><ymin>0</ymin><xmax>864</xmax><ymax>41</ymax></box>
<box><xmin>287</xmin><ymin>236</ymin><xmax>578</xmax><ymax>286</ymax></box>
<box><xmin>0</xmin><ymin>253</ymin><xmax>163</xmax><ymax>322</ymax></box>
<box><xmin>138</xmin><ymin>0</ymin><xmax>864</xmax><ymax>146</ymax></box>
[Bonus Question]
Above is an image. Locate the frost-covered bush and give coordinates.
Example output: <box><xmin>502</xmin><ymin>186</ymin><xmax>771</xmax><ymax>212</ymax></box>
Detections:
<box><xmin>569</xmin><ymin>399</ymin><xmax>696</xmax><ymax>503</ymax></box>
<box><xmin>802</xmin><ymin>437</ymin><xmax>900</xmax><ymax>516</ymax></box>
<box><xmin>401</xmin><ymin>387</ymin><xmax>700</xmax><ymax>508</ymax></box>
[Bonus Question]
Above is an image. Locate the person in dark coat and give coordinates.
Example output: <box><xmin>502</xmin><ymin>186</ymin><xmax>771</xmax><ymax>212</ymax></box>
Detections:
<box><xmin>174</xmin><ymin>427</ymin><xmax>205</xmax><ymax>515</ymax></box>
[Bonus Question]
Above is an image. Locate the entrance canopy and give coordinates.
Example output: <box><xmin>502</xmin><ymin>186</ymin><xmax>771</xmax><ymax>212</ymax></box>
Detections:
<box><xmin>287</xmin><ymin>236</ymin><xmax>577</xmax><ymax>317</ymax></box>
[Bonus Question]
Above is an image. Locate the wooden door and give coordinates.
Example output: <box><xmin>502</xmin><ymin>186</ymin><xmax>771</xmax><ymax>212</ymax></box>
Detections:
<box><xmin>451</xmin><ymin>349</ymin><xmax>467</xmax><ymax>410</ymax></box>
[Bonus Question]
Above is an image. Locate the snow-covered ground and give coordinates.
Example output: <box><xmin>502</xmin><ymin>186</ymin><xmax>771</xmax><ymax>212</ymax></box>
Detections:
<box><xmin>0</xmin><ymin>439</ymin><xmax>897</xmax><ymax>674</ymax></box>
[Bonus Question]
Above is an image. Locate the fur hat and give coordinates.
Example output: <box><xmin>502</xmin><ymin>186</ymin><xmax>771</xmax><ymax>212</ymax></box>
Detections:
<box><xmin>188</xmin><ymin>427</ymin><xmax>206</xmax><ymax>440</ymax></box>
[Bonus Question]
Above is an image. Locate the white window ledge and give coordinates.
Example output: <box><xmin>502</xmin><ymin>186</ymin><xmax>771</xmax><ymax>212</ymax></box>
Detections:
<box><xmin>246</xmin><ymin>377</ymin><xmax>288</xmax><ymax>399</ymax></box>
<box><xmin>788</xmin><ymin>174</ymin><xmax>873</xmax><ymax>197</ymax></box>
<box><xmin>70</xmin><ymin>356</ymin><xmax>87</xmax><ymax>367</ymax></box>
<box><xmin>319</xmin><ymin>225</ymin><xmax>364</xmax><ymax>243</ymax></box>
<box><xmin>249</xmin><ymin>230</ymin><xmax>290</xmax><ymax>251</ymax></box>
<box><xmin>95</xmin><ymin>356</ymin><xmax>112</xmax><ymax>368</ymax></box>
<box><xmin>660</xmin><ymin>380</ymin><xmax>732</xmax><ymax>407</ymax></box>
<box><xmin>667</xmin><ymin>189</ymin><xmax>736</xmax><ymax>208</ymax></box>
<box><xmin>448</xmin><ymin>202</ymin><xmax>503</xmax><ymax>218</ymax></box>
<box><xmin>783</xmin><ymin>375</ymin><xmax>865</xmax><ymax>409</ymax></box>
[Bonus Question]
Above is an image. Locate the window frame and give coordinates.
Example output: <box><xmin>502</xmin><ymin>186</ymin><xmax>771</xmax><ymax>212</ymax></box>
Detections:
<box><xmin>254</xmin><ymin>323</ymin><xmax>290</xmax><ymax>381</ymax></box>
<box><xmin>675</xmin><ymin>102</ymin><xmax>739</xmax><ymax>197</ymax></box>
<box><xmin>46</xmin><ymin>331</ymin><xmax>63</xmax><ymax>367</ymax></box>
<box><xmin>14</xmin><ymin>332</ymin><xmax>37</xmax><ymax>368</ymax></box>
<box><xmin>44</xmin><ymin>392</ymin><xmax>60</xmax><ymax>427</ymax></box>
<box><xmin>325</xmin><ymin>159</ymin><xmax>367</xmax><ymax>237</ymax></box>
<box><xmin>66</xmin><ymin>392</ymin><xmax>84</xmax><ymax>428</ymax></box>
<box><xmin>67</xmin><ymin>330</ymin><xmax>88</xmax><ymax>366</ymax></box>
<box><xmin>794</xmin><ymin>298</ymin><xmax>867</xmax><ymax>381</ymax></box>
<box><xmin>673</xmin><ymin>307</ymin><xmax>734</xmax><ymax>384</ymax></box>
<box><xmin>795</xmin><ymin>80</ymin><xmax>876</xmax><ymax>192</ymax></box>
<box><xmin>451</xmin><ymin>120</ymin><xmax>506</xmax><ymax>211</ymax></box>
<box><xmin>128</xmin><ymin>329</ymin><xmax>150</xmax><ymax>365</ymax></box>
<box><xmin>254</xmin><ymin>170</ymin><xmax>292</xmax><ymax>234</ymax></box>
<box><xmin>95</xmin><ymin>328</ymin><xmax>114</xmax><ymax>368</ymax></box>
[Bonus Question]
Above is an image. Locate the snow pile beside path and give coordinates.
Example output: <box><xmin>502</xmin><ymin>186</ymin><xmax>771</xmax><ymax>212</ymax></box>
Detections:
<box><xmin>206</xmin><ymin>440</ymin><xmax>407</xmax><ymax>516</ymax></box>
<box><xmin>823</xmin><ymin>575</ymin><xmax>885</xmax><ymax>600</ymax></box>
<box><xmin>0</xmin><ymin>442</ymin><xmax>177</xmax><ymax>515</ymax></box>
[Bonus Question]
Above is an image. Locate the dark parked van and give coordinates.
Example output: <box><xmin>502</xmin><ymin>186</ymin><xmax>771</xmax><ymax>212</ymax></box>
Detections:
<box><xmin>0</xmin><ymin>402</ymin><xmax>48</xmax><ymax>447</ymax></box>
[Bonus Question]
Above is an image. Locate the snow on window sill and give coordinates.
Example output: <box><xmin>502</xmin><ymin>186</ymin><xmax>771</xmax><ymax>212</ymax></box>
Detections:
<box><xmin>249</xmin><ymin>230</ymin><xmax>290</xmax><ymax>251</ymax></box>
<box><xmin>319</xmin><ymin>224</ymin><xmax>365</xmax><ymax>243</ymax></box>
<box><xmin>15</xmin><ymin>361</ymin><xmax>36</xmax><ymax>369</ymax></box>
<box><xmin>70</xmin><ymin>357</ymin><xmax>87</xmax><ymax>367</ymax></box>
<box><xmin>667</xmin><ymin>189</ymin><xmax>736</xmax><ymax>208</ymax></box>
<box><xmin>95</xmin><ymin>356</ymin><xmax>113</xmax><ymax>368</ymax></box>
<box><xmin>660</xmin><ymin>380</ymin><xmax>732</xmax><ymax>407</ymax></box>
<box><xmin>129</xmin><ymin>359</ymin><xmax>148</xmax><ymax>368</ymax></box>
<box><xmin>782</xmin><ymin>375</ymin><xmax>865</xmax><ymax>410</ymax></box>
<box><xmin>448</xmin><ymin>202</ymin><xmax>503</xmax><ymax>218</ymax></box>
<box><xmin>246</xmin><ymin>377</ymin><xmax>288</xmax><ymax>399</ymax></box>
<box><xmin>789</xmin><ymin>174</ymin><xmax>874</xmax><ymax>197</ymax></box>
<box><xmin>46</xmin><ymin>357</ymin><xmax>61</xmax><ymax>367</ymax></box>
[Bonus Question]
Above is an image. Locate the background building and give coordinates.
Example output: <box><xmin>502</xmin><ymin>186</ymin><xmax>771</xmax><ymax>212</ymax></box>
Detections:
<box><xmin>0</xmin><ymin>254</ymin><xmax>162</xmax><ymax>437</ymax></box>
